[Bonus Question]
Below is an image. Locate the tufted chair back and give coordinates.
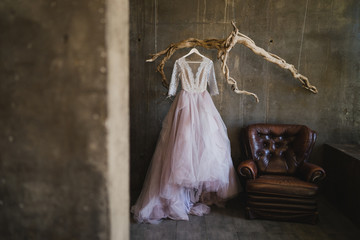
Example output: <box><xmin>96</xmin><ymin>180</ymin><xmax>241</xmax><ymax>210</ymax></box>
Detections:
<box><xmin>244</xmin><ymin>124</ymin><xmax>317</xmax><ymax>175</ymax></box>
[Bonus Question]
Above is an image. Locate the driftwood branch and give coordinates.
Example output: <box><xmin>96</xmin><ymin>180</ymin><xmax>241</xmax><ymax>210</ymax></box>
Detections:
<box><xmin>147</xmin><ymin>21</ymin><xmax>318</xmax><ymax>102</ymax></box>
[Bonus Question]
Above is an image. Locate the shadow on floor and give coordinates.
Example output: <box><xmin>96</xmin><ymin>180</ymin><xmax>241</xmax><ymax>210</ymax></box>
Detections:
<box><xmin>130</xmin><ymin>194</ymin><xmax>360</xmax><ymax>240</ymax></box>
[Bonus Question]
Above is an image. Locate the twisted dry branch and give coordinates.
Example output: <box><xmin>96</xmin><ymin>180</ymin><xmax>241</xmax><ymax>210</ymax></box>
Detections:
<box><xmin>146</xmin><ymin>21</ymin><xmax>318</xmax><ymax>102</ymax></box>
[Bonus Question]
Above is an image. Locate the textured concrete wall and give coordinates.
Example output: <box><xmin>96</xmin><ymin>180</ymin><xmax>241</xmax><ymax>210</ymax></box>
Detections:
<box><xmin>106</xmin><ymin>0</ymin><xmax>130</xmax><ymax>239</ymax></box>
<box><xmin>130</xmin><ymin>0</ymin><xmax>360</xmax><ymax>200</ymax></box>
<box><xmin>0</xmin><ymin>0</ymin><xmax>109</xmax><ymax>239</ymax></box>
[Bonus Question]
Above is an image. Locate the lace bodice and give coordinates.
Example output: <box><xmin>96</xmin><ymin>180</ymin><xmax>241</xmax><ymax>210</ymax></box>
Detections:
<box><xmin>168</xmin><ymin>56</ymin><xmax>219</xmax><ymax>96</ymax></box>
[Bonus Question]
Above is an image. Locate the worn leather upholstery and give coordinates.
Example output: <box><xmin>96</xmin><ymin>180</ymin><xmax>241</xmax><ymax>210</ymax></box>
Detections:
<box><xmin>238</xmin><ymin>124</ymin><xmax>326</xmax><ymax>224</ymax></box>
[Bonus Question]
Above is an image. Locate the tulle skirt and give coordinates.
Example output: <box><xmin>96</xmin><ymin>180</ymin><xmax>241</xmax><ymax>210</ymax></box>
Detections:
<box><xmin>131</xmin><ymin>90</ymin><xmax>240</xmax><ymax>224</ymax></box>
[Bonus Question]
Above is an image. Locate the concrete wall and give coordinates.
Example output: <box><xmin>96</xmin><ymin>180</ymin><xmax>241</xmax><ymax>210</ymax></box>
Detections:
<box><xmin>0</xmin><ymin>0</ymin><xmax>110</xmax><ymax>239</ymax></box>
<box><xmin>130</xmin><ymin>0</ymin><xmax>360</xmax><ymax>200</ymax></box>
<box><xmin>106</xmin><ymin>0</ymin><xmax>130</xmax><ymax>239</ymax></box>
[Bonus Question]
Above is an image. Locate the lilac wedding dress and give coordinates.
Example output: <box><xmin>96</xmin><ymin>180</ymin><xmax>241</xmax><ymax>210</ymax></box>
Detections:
<box><xmin>131</xmin><ymin>55</ymin><xmax>240</xmax><ymax>224</ymax></box>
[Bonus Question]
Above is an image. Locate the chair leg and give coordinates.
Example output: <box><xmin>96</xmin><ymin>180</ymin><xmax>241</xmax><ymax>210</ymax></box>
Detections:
<box><xmin>245</xmin><ymin>206</ymin><xmax>320</xmax><ymax>224</ymax></box>
<box><xmin>311</xmin><ymin>212</ymin><xmax>319</xmax><ymax>225</ymax></box>
<box><xmin>245</xmin><ymin>207</ymin><xmax>255</xmax><ymax>219</ymax></box>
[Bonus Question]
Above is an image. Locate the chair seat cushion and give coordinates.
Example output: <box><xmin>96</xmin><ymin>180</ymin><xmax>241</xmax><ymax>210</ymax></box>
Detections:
<box><xmin>246</xmin><ymin>175</ymin><xmax>318</xmax><ymax>198</ymax></box>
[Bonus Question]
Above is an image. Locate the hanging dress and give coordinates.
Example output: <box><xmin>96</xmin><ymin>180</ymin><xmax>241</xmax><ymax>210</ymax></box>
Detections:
<box><xmin>131</xmin><ymin>55</ymin><xmax>240</xmax><ymax>224</ymax></box>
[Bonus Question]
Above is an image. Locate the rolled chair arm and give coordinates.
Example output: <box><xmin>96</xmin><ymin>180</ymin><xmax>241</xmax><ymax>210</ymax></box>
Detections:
<box><xmin>298</xmin><ymin>162</ymin><xmax>326</xmax><ymax>184</ymax></box>
<box><xmin>238</xmin><ymin>160</ymin><xmax>258</xmax><ymax>180</ymax></box>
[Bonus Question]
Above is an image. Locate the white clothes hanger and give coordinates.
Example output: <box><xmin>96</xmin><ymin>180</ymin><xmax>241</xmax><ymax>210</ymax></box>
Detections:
<box><xmin>183</xmin><ymin>48</ymin><xmax>206</xmax><ymax>62</ymax></box>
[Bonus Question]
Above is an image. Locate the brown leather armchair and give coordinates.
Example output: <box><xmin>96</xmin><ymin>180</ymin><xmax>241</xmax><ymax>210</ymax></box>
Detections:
<box><xmin>238</xmin><ymin>124</ymin><xmax>326</xmax><ymax>224</ymax></box>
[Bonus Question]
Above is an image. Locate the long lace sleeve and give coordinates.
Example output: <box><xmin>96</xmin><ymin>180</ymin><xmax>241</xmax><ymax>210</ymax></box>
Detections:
<box><xmin>208</xmin><ymin>61</ymin><xmax>219</xmax><ymax>96</ymax></box>
<box><xmin>168</xmin><ymin>60</ymin><xmax>180</xmax><ymax>97</ymax></box>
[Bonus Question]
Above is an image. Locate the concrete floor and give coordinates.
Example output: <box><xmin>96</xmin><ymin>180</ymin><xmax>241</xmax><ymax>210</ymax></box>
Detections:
<box><xmin>130</xmin><ymin>195</ymin><xmax>360</xmax><ymax>240</ymax></box>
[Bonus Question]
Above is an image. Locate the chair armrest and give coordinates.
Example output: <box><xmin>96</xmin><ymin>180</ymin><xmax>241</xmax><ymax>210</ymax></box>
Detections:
<box><xmin>238</xmin><ymin>160</ymin><xmax>258</xmax><ymax>180</ymax></box>
<box><xmin>298</xmin><ymin>162</ymin><xmax>326</xmax><ymax>184</ymax></box>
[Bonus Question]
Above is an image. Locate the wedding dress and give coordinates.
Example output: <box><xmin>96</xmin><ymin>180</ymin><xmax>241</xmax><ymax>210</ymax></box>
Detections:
<box><xmin>131</xmin><ymin>53</ymin><xmax>240</xmax><ymax>224</ymax></box>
